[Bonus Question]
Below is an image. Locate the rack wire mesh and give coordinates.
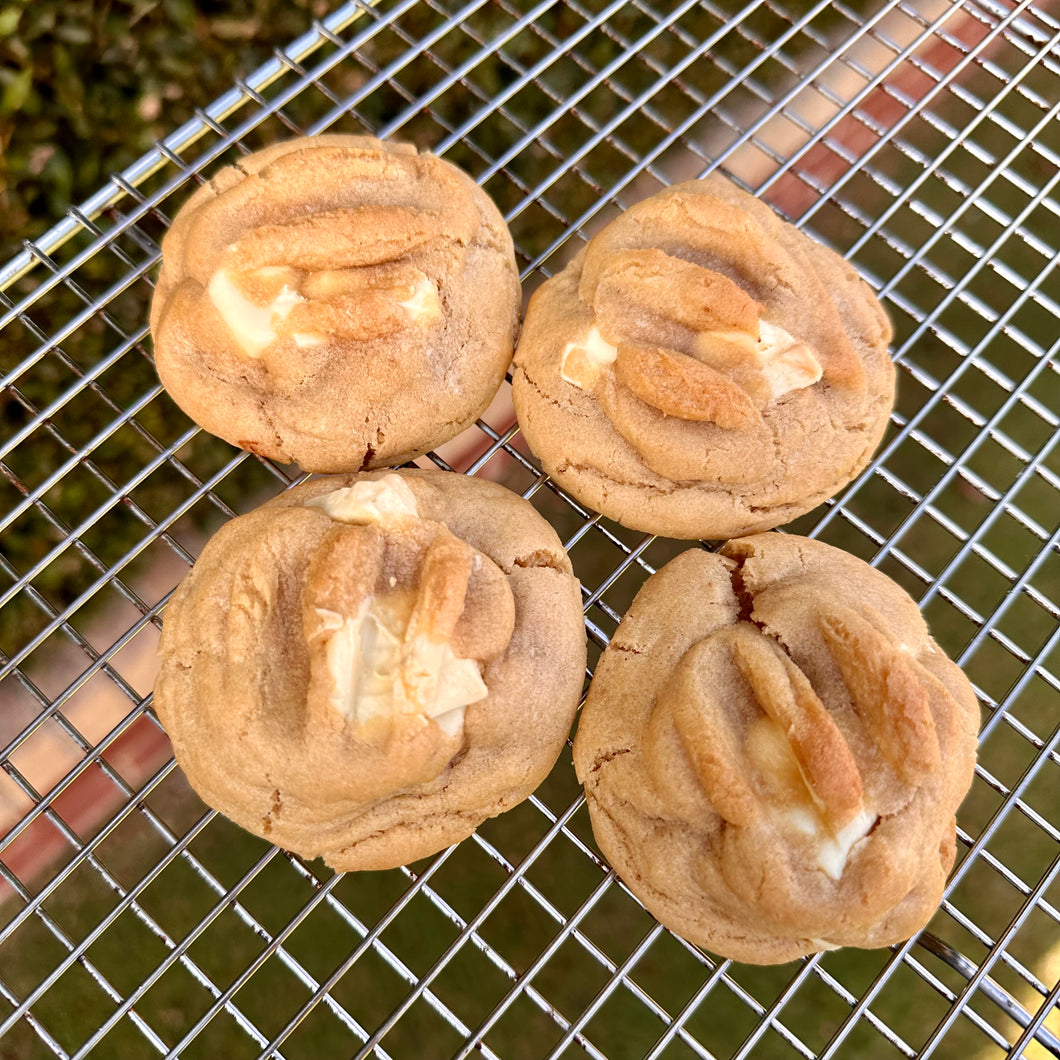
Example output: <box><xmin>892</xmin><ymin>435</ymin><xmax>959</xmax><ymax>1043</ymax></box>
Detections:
<box><xmin>1</xmin><ymin>0</ymin><xmax>1059</xmax><ymax>1056</ymax></box>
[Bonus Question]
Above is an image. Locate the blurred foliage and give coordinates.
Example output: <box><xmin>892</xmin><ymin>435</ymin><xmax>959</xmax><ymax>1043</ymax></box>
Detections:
<box><xmin>0</xmin><ymin>0</ymin><xmax>334</xmax><ymax>262</ymax></box>
<box><xmin>0</xmin><ymin>0</ymin><xmax>340</xmax><ymax>652</ymax></box>
<box><xmin>0</xmin><ymin>0</ymin><xmax>886</xmax><ymax>261</ymax></box>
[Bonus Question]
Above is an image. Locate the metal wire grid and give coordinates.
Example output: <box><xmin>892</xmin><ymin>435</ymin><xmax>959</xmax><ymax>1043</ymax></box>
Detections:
<box><xmin>0</xmin><ymin>0</ymin><xmax>1058</xmax><ymax>1056</ymax></box>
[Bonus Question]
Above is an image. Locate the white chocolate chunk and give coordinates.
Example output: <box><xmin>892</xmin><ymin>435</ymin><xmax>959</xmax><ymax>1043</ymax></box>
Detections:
<box><xmin>207</xmin><ymin>268</ymin><xmax>304</xmax><ymax>357</ymax></box>
<box><xmin>397</xmin><ymin>275</ymin><xmax>442</xmax><ymax>324</ymax></box>
<box><xmin>307</xmin><ymin>475</ymin><xmax>419</xmax><ymax>524</ymax></box>
<box><xmin>776</xmin><ymin>802</ymin><xmax>875</xmax><ymax>880</ymax></box>
<box><xmin>780</xmin><ymin>805</ymin><xmax>818</xmax><ymax>837</ymax></box>
<box><xmin>293</xmin><ymin>332</ymin><xmax>325</xmax><ymax>348</ymax></box>
<box><xmin>306</xmin><ymin>476</ymin><xmax>487</xmax><ymax>738</ymax></box>
<box><xmin>400</xmin><ymin>636</ymin><xmax>488</xmax><ymax>723</ymax></box>
<box><xmin>560</xmin><ymin>326</ymin><xmax>618</xmax><ymax>390</ymax></box>
<box><xmin>319</xmin><ymin>599</ymin><xmax>486</xmax><ymax>736</ymax></box>
<box><xmin>695</xmin><ymin>319</ymin><xmax>822</xmax><ymax>403</ymax></box>
<box><xmin>750</xmin><ymin>716</ymin><xmax>876</xmax><ymax>880</ymax></box>
<box><xmin>324</xmin><ymin>603</ymin><xmax>404</xmax><ymax>724</ymax></box>
<box><xmin>433</xmin><ymin>707</ymin><xmax>467</xmax><ymax>737</ymax></box>
<box><xmin>812</xmin><ymin>806</ymin><xmax>876</xmax><ymax>881</ymax></box>
<box><xmin>754</xmin><ymin>321</ymin><xmax>823</xmax><ymax>401</ymax></box>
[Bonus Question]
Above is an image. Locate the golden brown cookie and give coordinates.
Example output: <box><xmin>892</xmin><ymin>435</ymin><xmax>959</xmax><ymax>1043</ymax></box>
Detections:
<box><xmin>155</xmin><ymin>470</ymin><xmax>586</xmax><ymax>871</ymax></box>
<box><xmin>573</xmin><ymin>534</ymin><xmax>979</xmax><ymax>964</ymax></box>
<box><xmin>512</xmin><ymin>176</ymin><xmax>896</xmax><ymax>539</ymax></box>
<box><xmin>151</xmin><ymin>135</ymin><xmax>520</xmax><ymax>472</ymax></box>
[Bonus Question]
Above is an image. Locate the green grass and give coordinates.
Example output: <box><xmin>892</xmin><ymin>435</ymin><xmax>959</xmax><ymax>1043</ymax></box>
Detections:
<box><xmin>0</xmin><ymin>0</ymin><xmax>344</xmax><ymax>263</ymax></box>
<box><xmin>4</xmin><ymin>747</ymin><xmax>1054</xmax><ymax>1059</ymax></box>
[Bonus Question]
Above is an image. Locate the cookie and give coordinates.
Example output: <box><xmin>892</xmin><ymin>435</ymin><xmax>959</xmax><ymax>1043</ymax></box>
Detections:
<box><xmin>512</xmin><ymin>176</ymin><xmax>896</xmax><ymax>539</ymax></box>
<box><xmin>151</xmin><ymin>135</ymin><xmax>520</xmax><ymax>472</ymax></box>
<box><xmin>155</xmin><ymin>470</ymin><xmax>586</xmax><ymax>871</ymax></box>
<box><xmin>572</xmin><ymin>534</ymin><xmax>979</xmax><ymax>964</ymax></box>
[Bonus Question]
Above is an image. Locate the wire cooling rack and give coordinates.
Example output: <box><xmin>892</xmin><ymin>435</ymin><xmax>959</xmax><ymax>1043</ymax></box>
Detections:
<box><xmin>2</xmin><ymin>0</ymin><xmax>1060</xmax><ymax>1057</ymax></box>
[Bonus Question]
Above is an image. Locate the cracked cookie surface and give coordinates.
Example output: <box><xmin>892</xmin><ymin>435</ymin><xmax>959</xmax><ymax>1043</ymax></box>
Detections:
<box><xmin>511</xmin><ymin>176</ymin><xmax>895</xmax><ymax>539</ymax></box>
<box><xmin>572</xmin><ymin>534</ymin><xmax>979</xmax><ymax>964</ymax></box>
<box><xmin>155</xmin><ymin>469</ymin><xmax>586</xmax><ymax>871</ymax></box>
<box><xmin>151</xmin><ymin>135</ymin><xmax>520</xmax><ymax>472</ymax></box>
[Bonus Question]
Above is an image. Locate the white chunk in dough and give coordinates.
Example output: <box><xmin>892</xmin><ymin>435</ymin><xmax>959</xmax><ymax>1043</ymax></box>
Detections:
<box><xmin>320</xmin><ymin>599</ymin><xmax>487</xmax><ymax>738</ymax></box>
<box><xmin>754</xmin><ymin>321</ymin><xmax>823</xmax><ymax>401</ymax></box>
<box><xmin>750</xmin><ymin>716</ymin><xmax>876</xmax><ymax>881</ymax></box>
<box><xmin>400</xmin><ymin>635</ymin><xmax>489</xmax><ymax>727</ymax></box>
<box><xmin>207</xmin><ymin>268</ymin><xmax>304</xmax><ymax>357</ymax></box>
<box><xmin>322</xmin><ymin>604</ymin><xmax>403</xmax><ymax>725</ymax></box>
<box><xmin>560</xmin><ymin>326</ymin><xmax>618</xmax><ymax>390</ymax></box>
<box><xmin>307</xmin><ymin>475</ymin><xmax>420</xmax><ymax>525</ymax></box>
<box><xmin>775</xmin><ymin>800</ymin><xmax>875</xmax><ymax>881</ymax></box>
<box><xmin>808</xmin><ymin>806</ymin><xmax>876</xmax><ymax>881</ymax></box>
<box><xmin>397</xmin><ymin>275</ymin><xmax>442</xmax><ymax>324</ymax></box>
<box><xmin>695</xmin><ymin>319</ymin><xmax>823</xmax><ymax>402</ymax></box>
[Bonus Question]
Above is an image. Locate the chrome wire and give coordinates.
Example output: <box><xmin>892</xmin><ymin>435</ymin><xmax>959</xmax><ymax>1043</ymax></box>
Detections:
<box><xmin>2</xmin><ymin>1</ymin><xmax>1059</xmax><ymax>1058</ymax></box>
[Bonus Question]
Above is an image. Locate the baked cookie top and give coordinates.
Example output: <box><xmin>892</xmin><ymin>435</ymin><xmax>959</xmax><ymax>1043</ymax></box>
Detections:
<box><xmin>573</xmin><ymin>534</ymin><xmax>979</xmax><ymax>964</ymax></box>
<box><xmin>151</xmin><ymin>135</ymin><xmax>520</xmax><ymax>472</ymax></box>
<box><xmin>155</xmin><ymin>469</ymin><xmax>586</xmax><ymax>872</ymax></box>
<box><xmin>512</xmin><ymin>176</ymin><xmax>896</xmax><ymax>539</ymax></box>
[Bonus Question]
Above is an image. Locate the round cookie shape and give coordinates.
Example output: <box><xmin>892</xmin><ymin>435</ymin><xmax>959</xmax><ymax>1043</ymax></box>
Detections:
<box><xmin>572</xmin><ymin>534</ymin><xmax>979</xmax><ymax>964</ymax></box>
<box><xmin>155</xmin><ymin>469</ymin><xmax>587</xmax><ymax>871</ymax></box>
<box><xmin>512</xmin><ymin>176</ymin><xmax>896</xmax><ymax>539</ymax></box>
<box><xmin>151</xmin><ymin>135</ymin><xmax>520</xmax><ymax>472</ymax></box>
